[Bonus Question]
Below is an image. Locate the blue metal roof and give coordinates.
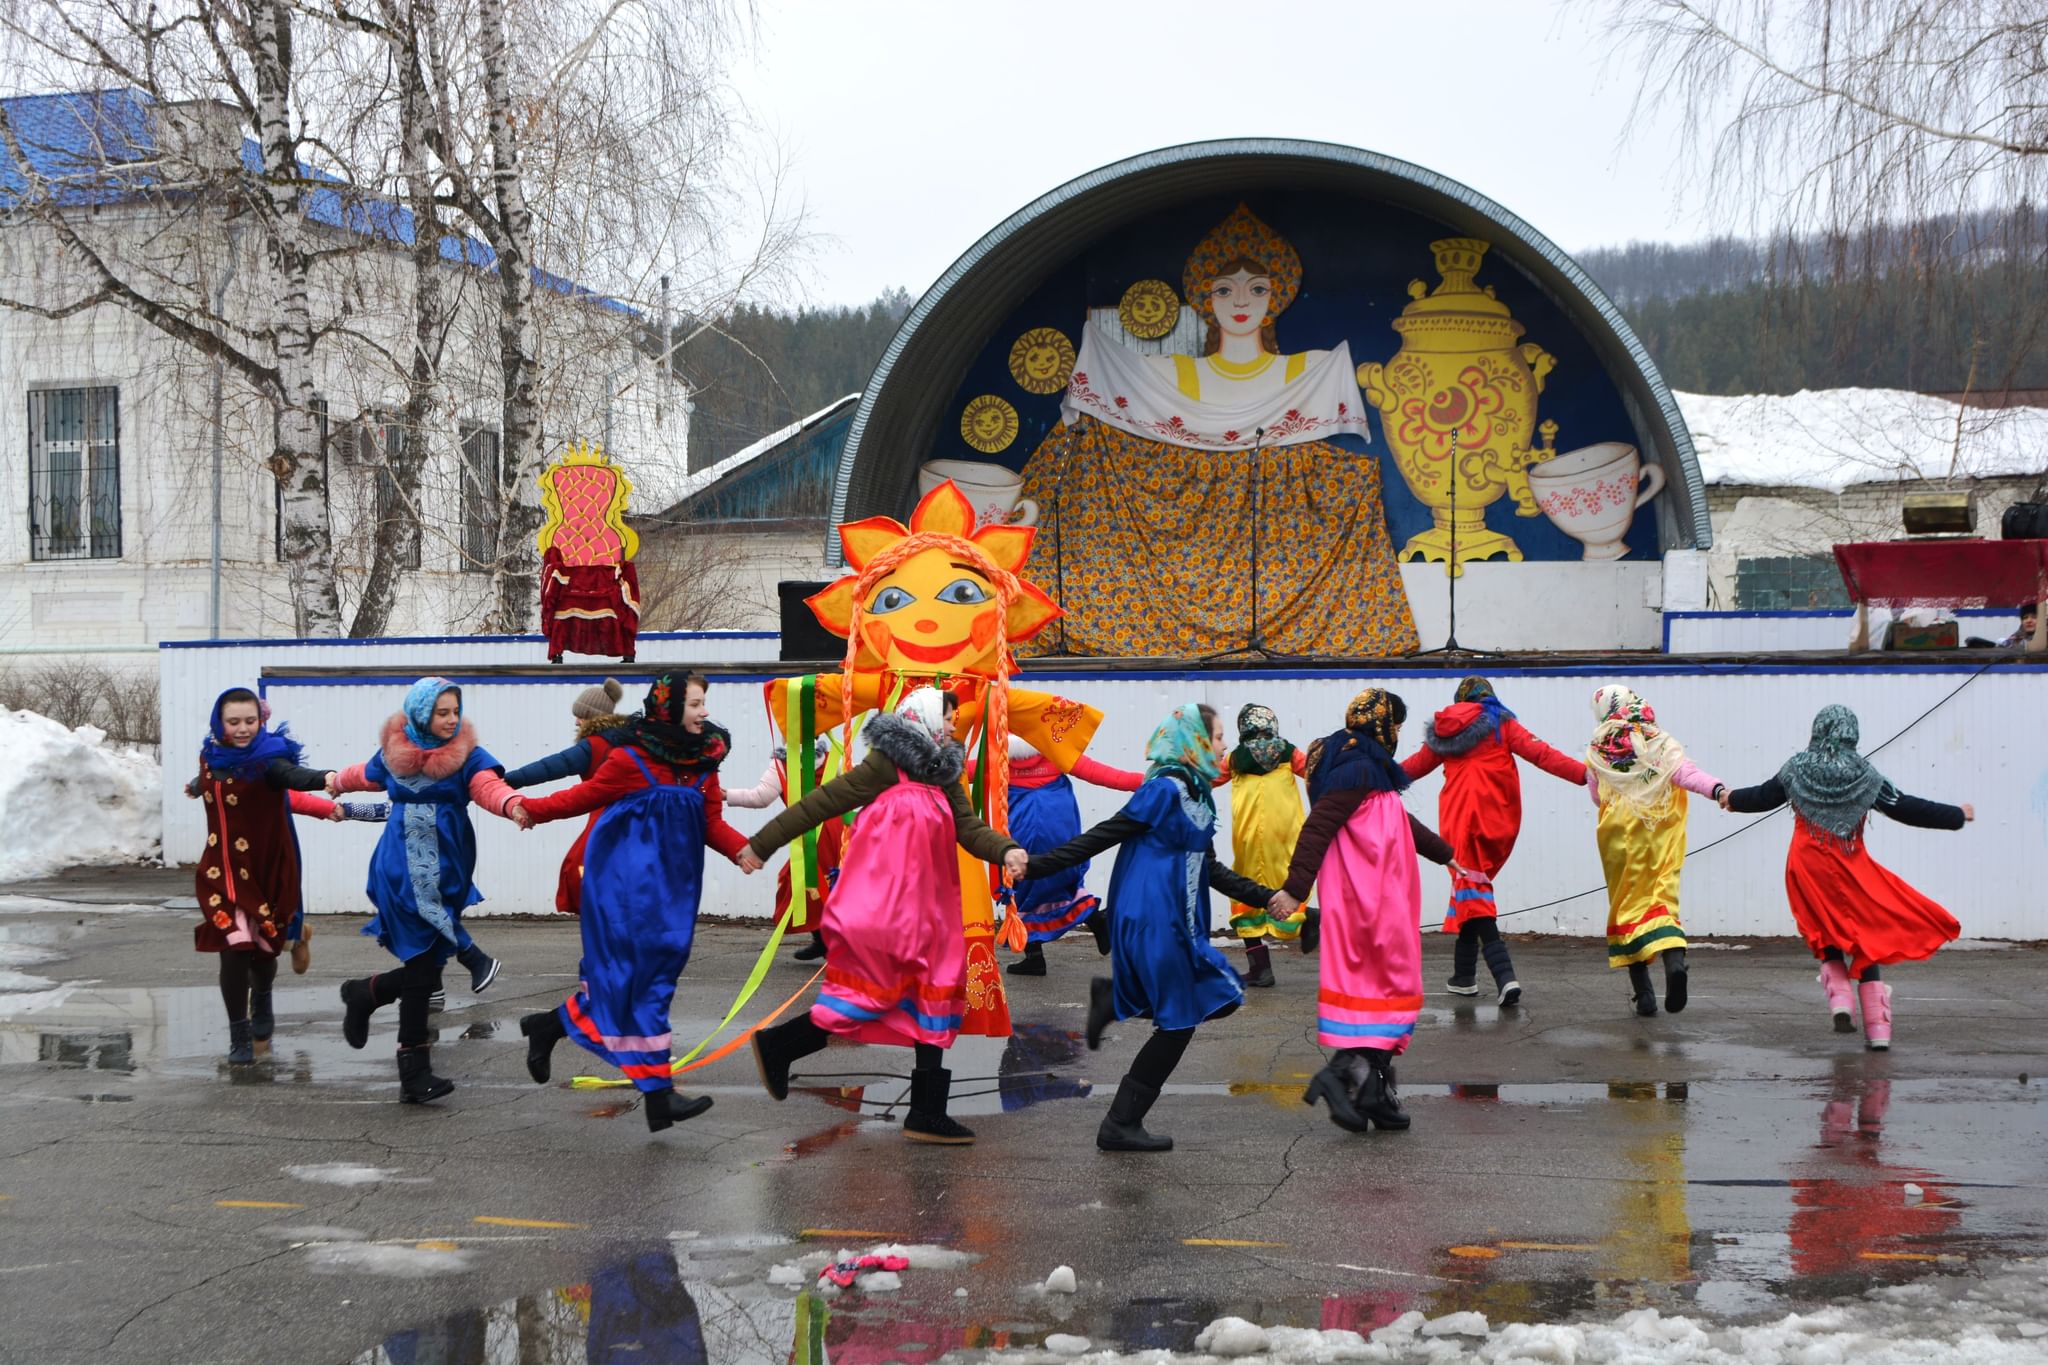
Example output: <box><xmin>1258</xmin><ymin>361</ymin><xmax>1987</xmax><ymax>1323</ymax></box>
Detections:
<box><xmin>0</xmin><ymin>88</ymin><xmax>627</xmax><ymax>314</ymax></box>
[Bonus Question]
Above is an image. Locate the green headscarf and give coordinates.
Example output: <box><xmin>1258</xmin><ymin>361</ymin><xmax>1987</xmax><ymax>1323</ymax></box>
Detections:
<box><xmin>1231</xmin><ymin>703</ymin><xmax>1293</xmax><ymax>777</ymax></box>
<box><xmin>1777</xmin><ymin>704</ymin><xmax>1894</xmax><ymax>841</ymax></box>
<box><xmin>1146</xmin><ymin>703</ymin><xmax>1221</xmax><ymax>786</ymax></box>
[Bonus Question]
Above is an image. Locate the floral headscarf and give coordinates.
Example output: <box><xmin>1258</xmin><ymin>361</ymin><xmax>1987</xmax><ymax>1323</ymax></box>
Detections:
<box><xmin>1145</xmin><ymin>703</ymin><xmax>1222</xmax><ymax>786</ymax></box>
<box><xmin>1455</xmin><ymin>675</ymin><xmax>1515</xmax><ymax>723</ymax></box>
<box><xmin>1585</xmin><ymin>684</ymin><xmax>1686</xmax><ymax>816</ymax></box>
<box><xmin>618</xmin><ymin>672</ymin><xmax>728</xmax><ymax>769</ymax></box>
<box><xmin>402</xmin><ymin>677</ymin><xmax>460</xmax><ymax>749</ymax></box>
<box><xmin>1231</xmin><ymin>703</ymin><xmax>1294</xmax><ymax>777</ymax></box>
<box><xmin>1306</xmin><ymin>688</ymin><xmax>1410</xmax><ymax>803</ymax></box>
<box><xmin>1778</xmin><ymin>704</ymin><xmax>1894</xmax><ymax>842</ymax></box>
<box><xmin>896</xmin><ymin>686</ymin><xmax>953</xmax><ymax>746</ymax></box>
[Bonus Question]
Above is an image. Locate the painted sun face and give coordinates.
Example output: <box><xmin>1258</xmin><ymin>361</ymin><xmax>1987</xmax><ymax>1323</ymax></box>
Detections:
<box><xmin>858</xmin><ymin>546</ymin><xmax>1004</xmax><ymax>674</ymax></box>
<box><xmin>1023</xmin><ymin>345</ymin><xmax>1062</xmax><ymax>381</ymax></box>
<box><xmin>1207</xmin><ymin>268</ymin><xmax>1273</xmax><ymax>338</ymax></box>
<box><xmin>1128</xmin><ymin>292</ymin><xmax>1168</xmax><ymax>327</ymax></box>
<box><xmin>971</xmin><ymin>406</ymin><xmax>1009</xmax><ymax>441</ymax></box>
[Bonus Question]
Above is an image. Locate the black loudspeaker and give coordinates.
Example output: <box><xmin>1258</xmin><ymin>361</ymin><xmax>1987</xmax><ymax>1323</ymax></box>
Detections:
<box><xmin>2001</xmin><ymin>501</ymin><xmax>2048</xmax><ymax>540</ymax></box>
<box><xmin>778</xmin><ymin>580</ymin><xmax>842</xmax><ymax>662</ymax></box>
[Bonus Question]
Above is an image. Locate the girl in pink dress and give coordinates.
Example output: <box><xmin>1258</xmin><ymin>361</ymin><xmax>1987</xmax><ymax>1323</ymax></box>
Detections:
<box><xmin>1284</xmin><ymin>689</ymin><xmax>1461</xmax><ymax>1134</ymax></box>
<box><xmin>740</xmin><ymin>688</ymin><xmax>1028</xmax><ymax>1145</ymax></box>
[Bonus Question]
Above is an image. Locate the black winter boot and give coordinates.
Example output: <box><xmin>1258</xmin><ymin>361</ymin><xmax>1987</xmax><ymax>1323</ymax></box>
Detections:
<box><xmin>902</xmin><ymin>1067</ymin><xmax>975</xmax><ymax>1144</ymax></box>
<box><xmin>1354</xmin><ymin>1051</ymin><xmax>1410</xmax><ymax>1131</ymax></box>
<box><xmin>397</xmin><ymin>1046</ymin><xmax>454</xmax><ymax>1104</ymax></box>
<box><xmin>455</xmin><ymin>942</ymin><xmax>502</xmax><ymax>994</ymax></box>
<box><xmin>1298</xmin><ymin>907</ymin><xmax>1319</xmax><ymax>955</ymax></box>
<box><xmin>1007</xmin><ymin>943</ymin><xmax>1047</xmax><ymax>976</ymax></box>
<box><xmin>752</xmin><ymin>1016</ymin><xmax>829</xmax><ymax>1101</ymax></box>
<box><xmin>1448</xmin><ymin>928</ymin><xmax>1480</xmax><ymax>995</ymax></box>
<box><xmin>340</xmin><ymin>977</ymin><xmax>376</xmax><ymax>1050</ymax></box>
<box><xmin>1302</xmin><ymin>1055</ymin><xmax>1370</xmax><ymax>1133</ymax></box>
<box><xmin>226</xmin><ymin>1018</ymin><xmax>255</xmax><ymax>1065</ymax></box>
<box><xmin>792</xmin><ymin>933</ymin><xmax>826</xmax><ymax>962</ymax></box>
<box><xmin>1085</xmin><ymin>908</ymin><xmax>1112</xmax><ymax>956</ymax></box>
<box><xmin>643</xmin><ymin>1085</ymin><xmax>713</xmax><ymax>1132</ymax></box>
<box><xmin>1628</xmin><ymin>961</ymin><xmax>1659</xmax><ymax>1017</ymax></box>
<box><xmin>1661</xmin><ymin>949</ymin><xmax>1690</xmax><ymax>1014</ymax></box>
<box><xmin>520</xmin><ymin>1010</ymin><xmax>566</xmax><ymax>1084</ymax></box>
<box><xmin>249</xmin><ymin>986</ymin><xmax>275</xmax><ymax>1043</ymax></box>
<box><xmin>1242</xmin><ymin>941</ymin><xmax>1276</xmax><ymax>988</ymax></box>
<box><xmin>1085</xmin><ymin>977</ymin><xmax>1115</xmax><ymax>1051</ymax></box>
<box><xmin>1482</xmin><ymin>939</ymin><xmax>1522</xmax><ymax>1007</ymax></box>
<box><xmin>1097</xmin><ymin>1075</ymin><xmax>1173</xmax><ymax>1151</ymax></box>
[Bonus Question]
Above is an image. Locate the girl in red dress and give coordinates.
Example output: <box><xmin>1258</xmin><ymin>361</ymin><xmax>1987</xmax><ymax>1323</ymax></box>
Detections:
<box><xmin>501</xmin><ymin>678</ymin><xmax>633</xmax><ymax>915</ymax></box>
<box><xmin>1402</xmin><ymin>676</ymin><xmax>1585</xmax><ymax>1006</ymax></box>
<box><xmin>1723</xmin><ymin>704</ymin><xmax>1972</xmax><ymax>1050</ymax></box>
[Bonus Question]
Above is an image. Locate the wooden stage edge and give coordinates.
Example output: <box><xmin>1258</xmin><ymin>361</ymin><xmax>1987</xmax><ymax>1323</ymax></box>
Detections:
<box><xmin>260</xmin><ymin>650</ymin><xmax>2048</xmax><ymax>679</ymax></box>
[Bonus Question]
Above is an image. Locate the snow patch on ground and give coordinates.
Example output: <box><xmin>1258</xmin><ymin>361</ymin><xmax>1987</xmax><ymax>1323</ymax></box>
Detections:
<box><xmin>0</xmin><ymin>896</ymin><xmax>168</xmax><ymax>915</ymax></box>
<box><xmin>0</xmin><ymin>985</ymin><xmax>79</xmax><ymax>1014</ymax></box>
<box><xmin>305</xmin><ymin>1242</ymin><xmax>473</xmax><ymax>1277</ymax></box>
<box><xmin>283</xmin><ymin>1163</ymin><xmax>424</xmax><ymax>1187</ymax></box>
<box><xmin>0</xmin><ymin>968</ymin><xmax>56</xmax><ymax>992</ymax></box>
<box><xmin>0</xmin><ymin>710</ymin><xmax>161</xmax><ymax>882</ymax></box>
<box><xmin>763</xmin><ymin>1241</ymin><xmax>980</xmax><ymax>1289</ymax></box>
<box><xmin>1678</xmin><ymin>387</ymin><xmax>2048</xmax><ymax>493</ymax></box>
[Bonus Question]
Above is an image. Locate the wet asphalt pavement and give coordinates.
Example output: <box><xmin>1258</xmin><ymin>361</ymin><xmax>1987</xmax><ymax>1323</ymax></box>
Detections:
<box><xmin>0</xmin><ymin>894</ymin><xmax>2044</xmax><ymax>1364</ymax></box>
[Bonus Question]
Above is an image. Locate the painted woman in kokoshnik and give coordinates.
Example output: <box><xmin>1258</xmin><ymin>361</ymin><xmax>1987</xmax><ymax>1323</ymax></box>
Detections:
<box><xmin>1019</xmin><ymin>202</ymin><xmax>1417</xmax><ymax>657</ymax></box>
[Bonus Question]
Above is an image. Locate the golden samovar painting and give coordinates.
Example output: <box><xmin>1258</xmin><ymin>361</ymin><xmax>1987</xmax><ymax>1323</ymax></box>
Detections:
<box><xmin>1358</xmin><ymin>237</ymin><xmax>1561</xmax><ymax>575</ymax></box>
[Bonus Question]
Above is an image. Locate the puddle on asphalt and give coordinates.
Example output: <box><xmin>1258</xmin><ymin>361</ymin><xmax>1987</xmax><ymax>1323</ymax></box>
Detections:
<box><xmin>346</xmin><ymin>1072</ymin><xmax>2047</xmax><ymax>1362</ymax></box>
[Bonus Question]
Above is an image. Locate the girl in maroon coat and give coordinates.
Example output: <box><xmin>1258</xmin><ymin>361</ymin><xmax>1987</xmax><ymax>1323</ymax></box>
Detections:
<box><xmin>1401</xmin><ymin>676</ymin><xmax>1585</xmax><ymax>1006</ymax></box>
<box><xmin>186</xmin><ymin>688</ymin><xmax>341</xmax><ymax>1064</ymax></box>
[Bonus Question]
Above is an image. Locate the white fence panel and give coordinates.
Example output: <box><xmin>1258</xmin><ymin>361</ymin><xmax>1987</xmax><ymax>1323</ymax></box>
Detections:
<box><xmin>1665</xmin><ymin>611</ymin><xmax>2020</xmax><ymax>653</ymax></box>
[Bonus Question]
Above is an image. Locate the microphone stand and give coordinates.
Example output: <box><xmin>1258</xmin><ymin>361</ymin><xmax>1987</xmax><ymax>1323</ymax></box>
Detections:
<box><xmin>1410</xmin><ymin>426</ymin><xmax>1496</xmax><ymax>658</ymax></box>
<box><xmin>1198</xmin><ymin>425</ymin><xmax>1299</xmax><ymax>663</ymax></box>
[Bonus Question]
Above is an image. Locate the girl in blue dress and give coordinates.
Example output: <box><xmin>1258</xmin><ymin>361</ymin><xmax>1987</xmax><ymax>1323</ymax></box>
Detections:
<box><xmin>332</xmin><ymin>678</ymin><xmax>523</xmax><ymax>1103</ymax></box>
<box><xmin>1025</xmin><ymin>703</ymin><xmax>1299</xmax><ymax>1153</ymax></box>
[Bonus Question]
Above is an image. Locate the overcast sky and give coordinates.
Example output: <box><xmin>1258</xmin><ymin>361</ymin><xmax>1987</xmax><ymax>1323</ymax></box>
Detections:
<box><xmin>729</xmin><ymin>0</ymin><xmax>1724</xmax><ymax>308</ymax></box>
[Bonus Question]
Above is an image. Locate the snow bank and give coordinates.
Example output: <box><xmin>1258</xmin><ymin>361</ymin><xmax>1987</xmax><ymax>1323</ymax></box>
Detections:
<box><xmin>0</xmin><ymin>709</ymin><xmax>160</xmax><ymax>882</ymax></box>
<box><xmin>1676</xmin><ymin>388</ymin><xmax>2048</xmax><ymax>492</ymax></box>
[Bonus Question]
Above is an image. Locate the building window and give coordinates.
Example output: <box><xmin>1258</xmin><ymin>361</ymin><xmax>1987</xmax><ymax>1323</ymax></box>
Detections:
<box><xmin>276</xmin><ymin>398</ymin><xmax>329</xmax><ymax>561</ymax></box>
<box><xmin>460</xmin><ymin>425</ymin><xmax>501</xmax><ymax>572</ymax></box>
<box><xmin>373</xmin><ymin>418</ymin><xmax>422</xmax><ymax>570</ymax></box>
<box><xmin>1733</xmin><ymin>555</ymin><xmax>1852</xmax><ymax>610</ymax></box>
<box><xmin>28</xmin><ymin>386</ymin><xmax>121</xmax><ymax>560</ymax></box>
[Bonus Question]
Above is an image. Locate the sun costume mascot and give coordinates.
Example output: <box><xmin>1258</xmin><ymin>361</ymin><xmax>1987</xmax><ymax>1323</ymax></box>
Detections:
<box><xmin>766</xmin><ymin>480</ymin><xmax>1104</xmax><ymax>1039</ymax></box>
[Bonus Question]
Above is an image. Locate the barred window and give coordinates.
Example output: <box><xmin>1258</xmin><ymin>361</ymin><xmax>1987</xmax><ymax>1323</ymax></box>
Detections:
<box><xmin>28</xmin><ymin>387</ymin><xmax>121</xmax><ymax>560</ymax></box>
<box><xmin>373</xmin><ymin>419</ymin><xmax>422</xmax><ymax>570</ymax></box>
<box><xmin>460</xmin><ymin>425</ymin><xmax>501</xmax><ymax>572</ymax></box>
<box><xmin>1733</xmin><ymin>555</ymin><xmax>1852</xmax><ymax>610</ymax></box>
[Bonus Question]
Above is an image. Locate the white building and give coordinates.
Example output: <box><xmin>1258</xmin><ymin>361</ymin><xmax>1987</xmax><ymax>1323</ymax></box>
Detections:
<box><xmin>0</xmin><ymin>89</ymin><xmax>688</xmax><ymax>666</ymax></box>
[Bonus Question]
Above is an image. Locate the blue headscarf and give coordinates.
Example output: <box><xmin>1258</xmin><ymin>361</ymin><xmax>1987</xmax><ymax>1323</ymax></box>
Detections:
<box><xmin>403</xmin><ymin>677</ymin><xmax>461</xmax><ymax>749</ymax></box>
<box><xmin>198</xmin><ymin>687</ymin><xmax>303</xmax><ymax>780</ymax></box>
<box><xmin>1144</xmin><ymin>703</ymin><xmax>1222</xmax><ymax>788</ymax></box>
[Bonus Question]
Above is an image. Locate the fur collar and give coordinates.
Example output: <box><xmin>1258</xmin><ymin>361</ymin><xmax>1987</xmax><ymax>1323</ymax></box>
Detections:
<box><xmin>576</xmin><ymin>713</ymin><xmax>630</xmax><ymax>742</ymax></box>
<box><xmin>1424</xmin><ymin>702</ymin><xmax>1502</xmax><ymax>757</ymax></box>
<box><xmin>865</xmin><ymin>711</ymin><xmax>966</xmax><ymax>786</ymax></box>
<box><xmin>380</xmin><ymin>713</ymin><xmax>479</xmax><ymax>780</ymax></box>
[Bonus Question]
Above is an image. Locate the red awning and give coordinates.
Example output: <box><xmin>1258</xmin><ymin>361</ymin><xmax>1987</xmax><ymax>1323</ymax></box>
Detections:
<box><xmin>1832</xmin><ymin>539</ymin><xmax>2048</xmax><ymax>609</ymax></box>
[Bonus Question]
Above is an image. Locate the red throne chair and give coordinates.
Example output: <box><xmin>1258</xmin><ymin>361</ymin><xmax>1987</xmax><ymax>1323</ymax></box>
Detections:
<box><xmin>537</xmin><ymin>442</ymin><xmax>641</xmax><ymax>663</ymax></box>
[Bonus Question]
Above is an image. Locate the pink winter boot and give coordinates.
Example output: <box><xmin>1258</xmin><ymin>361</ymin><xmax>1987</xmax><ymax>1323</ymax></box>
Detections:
<box><xmin>1820</xmin><ymin>960</ymin><xmax>1856</xmax><ymax>1033</ymax></box>
<box><xmin>1858</xmin><ymin>979</ymin><xmax>1892</xmax><ymax>1051</ymax></box>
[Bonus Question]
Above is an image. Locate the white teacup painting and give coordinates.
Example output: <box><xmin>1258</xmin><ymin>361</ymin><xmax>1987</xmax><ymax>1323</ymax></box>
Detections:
<box><xmin>917</xmin><ymin>458</ymin><xmax>1040</xmax><ymax>528</ymax></box>
<box><xmin>1526</xmin><ymin>442</ymin><xmax>1665</xmax><ymax>561</ymax></box>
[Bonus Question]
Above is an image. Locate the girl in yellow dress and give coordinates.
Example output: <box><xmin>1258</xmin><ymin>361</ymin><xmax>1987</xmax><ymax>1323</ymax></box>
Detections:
<box><xmin>1583</xmin><ymin>685</ymin><xmax>1728</xmax><ymax>1018</ymax></box>
<box><xmin>1223</xmin><ymin>704</ymin><xmax>1314</xmax><ymax>986</ymax></box>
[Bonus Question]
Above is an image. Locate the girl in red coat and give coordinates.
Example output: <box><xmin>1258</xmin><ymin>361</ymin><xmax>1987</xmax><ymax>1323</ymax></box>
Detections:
<box><xmin>510</xmin><ymin>672</ymin><xmax>751</xmax><ymax>1130</ymax></box>
<box><xmin>1401</xmin><ymin>676</ymin><xmax>1586</xmax><ymax>1006</ymax></box>
<box><xmin>501</xmin><ymin>678</ymin><xmax>633</xmax><ymax>914</ymax></box>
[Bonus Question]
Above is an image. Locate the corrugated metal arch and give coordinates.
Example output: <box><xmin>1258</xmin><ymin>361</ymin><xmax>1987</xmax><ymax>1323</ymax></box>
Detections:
<box><xmin>828</xmin><ymin>138</ymin><xmax>1708</xmax><ymax>564</ymax></box>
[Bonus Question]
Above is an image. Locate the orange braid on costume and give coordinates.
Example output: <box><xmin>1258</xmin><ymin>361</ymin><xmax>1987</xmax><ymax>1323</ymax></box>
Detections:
<box><xmin>838</xmin><ymin>531</ymin><xmax>1026</xmax><ymax>946</ymax></box>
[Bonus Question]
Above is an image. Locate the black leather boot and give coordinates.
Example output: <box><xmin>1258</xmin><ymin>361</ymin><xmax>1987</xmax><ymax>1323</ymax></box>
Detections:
<box><xmin>902</xmin><ymin>1067</ymin><xmax>975</xmax><ymax>1144</ymax></box>
<box><xmin>1661</xmin><ymin>949</ymin><xmax>1689</xmax><ymax>1014</ymax></box>
<box><xmin>1482</xmin><ymin>939</ymin><xmax>1521</xmax><ymax>1007</ymax></box>
<box><xmin>226</xmin><ymin>1018</ymin><xmax>255</xmax><ymax>1065</ymax></box>
<box><xmin>1097</xmin><ymin>1075</ymin><xmax>1172</xmax><ymax>1152</ymax></box>
<box><xmin>792</xmin><ymin>933</ymin><xmax>826</xmax><ymax>962</ymax></box>
<box><xmin>1242</xmin><ymin>941</ymin><xmax>1275</xmax><ymax>988</ymax></box>
<box><xmin>1302</xmin><ymin>1054</ymin><xmax>1370</xmax><ymax>1133</ymax></box>
<box><xmin>1628</xmin><ymin>961</ymin><xmax>1659</xmax><ymax>1017</ymax></box>
<box><xmin>340</xmin><ymin>977</ymin><xmax>376</xmax><ymax>1050</ymax></box>
<box><xmin>1006</xmin><ymin>943</ymin><xmax>1047</xmax><ymax>976</ymax></box>
<box><xmin>1354</xmin><ymin>1051</ymin><xmax>1410</xmax><ymax>1131</ymax></box>
<box><xmin>1085</xmin><ymin>977</ymin><xmax>1114</xmax><ymax>1051</ymax></box>
<box><xmin>519</xmin><ymin>1010</ymin><xmax>566</xmax><ymax>1084</ymax></box>
<box><xmin>644</xmin><ymin>1085</ymin><xmax>713</xmax><ymax>1132</ymax></box>
<box><xmin>397</xmin><ymin>1046</ymin><xmax>454</xmax><ymax>1104</ymax></box>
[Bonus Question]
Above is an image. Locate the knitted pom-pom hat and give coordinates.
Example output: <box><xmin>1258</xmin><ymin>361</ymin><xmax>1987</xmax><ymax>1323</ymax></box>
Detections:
<box><xmin>572</xmin><ymin>678</ymin><xmax>625</xmax><ymax>720</ymax></box>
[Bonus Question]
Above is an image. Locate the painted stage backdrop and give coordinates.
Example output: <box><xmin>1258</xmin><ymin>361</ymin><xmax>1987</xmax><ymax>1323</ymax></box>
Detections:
<box><xmin>916</xmin><ymin>195</ymin><xmax>1663</xmax><ymax>657</ymax></box>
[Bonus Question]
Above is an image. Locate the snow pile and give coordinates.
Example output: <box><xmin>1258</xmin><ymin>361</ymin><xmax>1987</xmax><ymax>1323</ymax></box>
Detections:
<box><xmin>0</xmin><ymin>709</ymin><xmax>160</xmax><ymax>883</ymax></box>
<box><xmin>961</xmin><ymin>1259</ymin><xmax>2048</xmax><ymax>1363</ymax></box>
<box><xmin>1676</xmin><ymin>388</ymin><xmax>2048</xmax><ymax>492</ymax></box>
